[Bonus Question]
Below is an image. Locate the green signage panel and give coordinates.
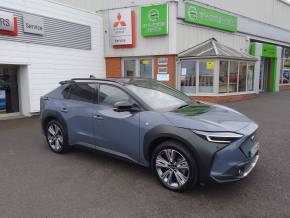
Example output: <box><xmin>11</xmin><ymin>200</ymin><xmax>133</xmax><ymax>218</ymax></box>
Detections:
<box><xmin>185</xmin><ymin>3</ymin><xmax>237</xmax><ymax>32</ymax></box>
<box><xmin>262</xmin><ymin>43</ymin><xmax>277</xmax><ymax>58</ymax></box>
<box><xmin>141</xmin><ymin>4</ymin><xmax>168</xmax><ymax>36</ymax></box>
<box><xmin>250</xmin><ymin>43</ymin><xmax>256</xmax><ymax>56</ymax></box>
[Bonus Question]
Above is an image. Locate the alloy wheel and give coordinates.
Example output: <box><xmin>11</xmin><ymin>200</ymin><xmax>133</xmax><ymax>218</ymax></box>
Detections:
<box><xmin>155</xmin><ymin>149</ymin><xmax>190</xmax><ymax>189</ymax></box>
<box><xmin>47</xmin><ymin>123</ymin><xmax>64</xmax><ymax>151</ymax></box>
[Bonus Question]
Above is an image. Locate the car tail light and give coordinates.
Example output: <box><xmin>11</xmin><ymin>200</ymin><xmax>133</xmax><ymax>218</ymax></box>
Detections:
<box><xmin>41</xmin><ymin>95</ymin><xmax>49</xmax><ymax>100</ymax></box>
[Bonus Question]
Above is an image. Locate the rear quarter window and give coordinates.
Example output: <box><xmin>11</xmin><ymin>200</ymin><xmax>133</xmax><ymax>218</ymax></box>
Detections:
<box><xmin>62</xmin><ymin>85</ymin><xmax>71</xmax><ymax>99</ymax></box>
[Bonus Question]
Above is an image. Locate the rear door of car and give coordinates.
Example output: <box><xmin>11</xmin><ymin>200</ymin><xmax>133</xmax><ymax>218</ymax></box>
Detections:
<box><xmin>59</xmin><ymin>82</ymin><xmax>98</xmax><ymax>146</ymax></box>
<box><xmin>92</xmin><ymin>83</ymin><xmax>141</xmax><ymax>162</ymax></box>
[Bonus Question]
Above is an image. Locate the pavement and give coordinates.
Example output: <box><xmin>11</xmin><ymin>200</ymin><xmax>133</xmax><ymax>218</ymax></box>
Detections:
<box><xmin>0</xmin><ymin>91</ymin><xmax>290</xmax><ymax>218</ymax></box>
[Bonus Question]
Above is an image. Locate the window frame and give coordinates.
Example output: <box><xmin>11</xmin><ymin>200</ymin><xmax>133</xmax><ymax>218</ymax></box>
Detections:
<box><xmin>218</xmin><ymin>60</ymin><xmax>229</xmax><ymax>94</ymax></box>
<box><xmin>246</xmin><ymin>63</ymin><xmax>255</xmax><ymax>91</ymax></box>
<box><xmin>179</xmin><ymin>59</ymin><xmax>215</xmax><ymax>95</ymax></box>
<box><xmin>122</xmin><ymin>57</ymin><xmax>154</xmax><ymax>79</ymax></box>
<box><xmin>180</xmin><ymin>59</ymin><xmax>198</xmax><ymax>94</ymax></box>
<box><xmin>217</xmin><ymin>59</ymin><xmax>256</xmax><ymax>95</ymax></box>
<box><xmin>198</xmin><ymin>60</ymin><xmax>215</xmax><ymax>94</ymax></box>
<box><xmin>280</xmin><ymin>48</ymin><xmax>290</xmax><ymax>85</ymax></box>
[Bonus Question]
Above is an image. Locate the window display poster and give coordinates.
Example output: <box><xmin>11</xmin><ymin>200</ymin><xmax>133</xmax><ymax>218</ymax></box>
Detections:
<box><xmin>206</xmin><ymin>61</ymin><xmax>215</xmax><ymax>70</ymax></box>
<box><xmin>158</xmin><ymin>66</ymin><xmax>168</xmax><ymax>74</ymax></box>
<box><xmin>0</xmin><ymin>90</ymin><xmax>6</xmax><ymax>110</ymax></box>
<box><xmin>181</xmin><ymin>68</ymin><xmax>187</xmax><ymax>76</ymax></box>
<box><xmin>158</xmin><ymin>57</ymin><xmax>168</xmax><ymax>65</ymax></box>
<box><xmin>157</xmin><ymin>73</ymin><xmax>169</xmax><ymax>81</ymax></box>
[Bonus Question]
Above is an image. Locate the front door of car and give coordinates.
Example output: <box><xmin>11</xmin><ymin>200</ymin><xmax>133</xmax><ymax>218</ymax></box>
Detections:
<box><xmin>93</xmin><ymin>84</ymin><xmax>140</xmax><ymax>162</ymax></box>
<box><xmin>59</xmin><ymin>83</ymin><xmax>98</xmax><ymax>146</ymax></box>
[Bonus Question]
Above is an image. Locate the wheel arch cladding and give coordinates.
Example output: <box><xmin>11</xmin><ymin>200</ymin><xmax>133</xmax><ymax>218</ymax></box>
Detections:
<box><xmin>42</xmin><ymin>110</ymin><xmax>68</xmax><ymax>133</ymax></box>
<box><xmin>144</xmin><ymin>125</ymin><xmax>199</xmax><ymax>160</ymax></box>
<box><xmin>143</xmin><ymin>125</ymin><xmax>223</xmax><ymax>183</ymax></box>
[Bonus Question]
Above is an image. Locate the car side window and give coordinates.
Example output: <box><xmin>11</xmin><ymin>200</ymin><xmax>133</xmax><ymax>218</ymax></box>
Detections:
<box><xmin>69</xmin><ymin>83</ymin><xmax>98</xmax><ymax>103</ymax></box>
<box><xmin>99</xmin><ymin>84</ymin><xmax>131</xmax><ymax>107</ymax></box>
<box><xmin>62</xmin><ymin>85</ymin><xmax>71</xmax><ymax>99</ymax></box>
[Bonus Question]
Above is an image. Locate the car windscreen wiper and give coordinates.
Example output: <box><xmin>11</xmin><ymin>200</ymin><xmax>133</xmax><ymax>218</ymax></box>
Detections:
<box><xmin>177</xmin><ymin>104</ymin><xmax>189</xmax><ymax>109</ymax></box>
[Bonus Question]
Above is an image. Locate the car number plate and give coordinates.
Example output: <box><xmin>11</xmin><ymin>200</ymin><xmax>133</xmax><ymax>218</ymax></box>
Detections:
<box><xmin>249</xmin><ymin>142</ymin><xmax>260</xmax><ymax>158</ymax></box>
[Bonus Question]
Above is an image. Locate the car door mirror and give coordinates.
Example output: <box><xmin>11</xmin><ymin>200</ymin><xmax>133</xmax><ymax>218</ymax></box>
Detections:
<box><xmin>114</xmin><ymin>101</ymin><xmax>140</xmax><ymax>112</ymax></box>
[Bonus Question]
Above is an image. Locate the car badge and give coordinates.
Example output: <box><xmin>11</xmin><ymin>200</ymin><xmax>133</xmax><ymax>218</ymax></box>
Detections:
<box><xmin>251</xmin><ymin>135</ymin><xmax>255</xmax><ymax>141</ymax></box>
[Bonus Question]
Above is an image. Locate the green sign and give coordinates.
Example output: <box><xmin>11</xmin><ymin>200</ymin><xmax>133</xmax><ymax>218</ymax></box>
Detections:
<box><xmin>185</xmin><ymin>3</ymin><xmax>237</xmax><ymax>32</ymax></box>
<box><xmin>250</xmin><ymin>43</ymin><xmax>256</xmax><ymax>56</ymax></box>
<box><xmin>262</xmin><ymin>43</ymin><xmax>277</xmax><ymax>58</ymax></box>
<box><xmin>141</xmin><ymin>4</ymin><xmax>168</xmax><ymax>36</ymax></box>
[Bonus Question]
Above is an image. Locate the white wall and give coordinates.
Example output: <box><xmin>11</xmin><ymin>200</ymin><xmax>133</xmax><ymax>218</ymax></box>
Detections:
<box><xmin>193</xmin><ymin>0</ymin><xmax>290</xmax><ymax>31</ymax></box>
<box><xmin>0</xmin><ymin>0</ymin><xmax>105</xmax><ymax>113</ymax></box>
<box><xmin>176</xmin><ymin>22</ymin><xmax>250</xmax><ymax>53</ymax></box>
<box><xmin>49</xmin><ymin>0</ymin><xmax>168</xmax><ymax>11</ymax></box>
<box><xmin>52</xmin><ymin>0</ymin><xmax>290</xmax><ymax>31</ymax></box>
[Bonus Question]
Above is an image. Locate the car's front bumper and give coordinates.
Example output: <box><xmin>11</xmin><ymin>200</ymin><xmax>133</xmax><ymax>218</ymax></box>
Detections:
<box><xmin>209</xmin><ymin>127</ymin><xmax>260</xmax><ymax>183</ymax></box>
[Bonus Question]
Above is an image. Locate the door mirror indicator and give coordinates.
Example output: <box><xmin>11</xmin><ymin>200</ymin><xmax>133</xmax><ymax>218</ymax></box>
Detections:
<box><xmin>114</xmin><ymin>101</ymin><xmax>140</xmax><ymax>112</ymax></box>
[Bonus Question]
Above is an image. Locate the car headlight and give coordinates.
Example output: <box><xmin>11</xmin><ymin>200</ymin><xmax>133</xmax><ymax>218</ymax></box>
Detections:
<box><xmin>193</xmin><ymin>130</ymin><xmax>243</xmax><ymax>144</ymax></box>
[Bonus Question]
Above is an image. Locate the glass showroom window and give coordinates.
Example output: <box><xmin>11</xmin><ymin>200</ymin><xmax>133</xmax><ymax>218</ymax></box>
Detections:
<box><xmin>280</xmin><ymin>48</ymin><xmax>290</xmax><ymax>84</ymax></box>
<box><xmin>229</xmin><ymin>61</ymin><xmax>238</xmax><ymax>93</ymax></box>
<box><xmin>199</xmin><ymin>61</ymin><xmax>214</xmax><ymax>93</ymax></box>
<box><xmin>239</xmin><ymin>62</ymin><xmax>247</xmax><ymax>92</ymax></box>
<box><xmin>247</xmin><ymin>64</ymin><xmax>255</xmax><ymax>91</ymax></box>
<box><xmin>180</xmin><ymin>60</ymin><xmax>197</xmax><ymax>94</ymax></box>
<box><xmin>219</xmin><ymin>61</ymin><xmax>229</xmax><ymax>93</ymax></box>
<box><xmin>219</xmin><ymin>61</ymin><xmax>255</xmax><ymax>94</ymax></box>
<box><xmin>140</xmin><ymin>58</ymin><xmax>153</xmax><ymax>79</ymax></box>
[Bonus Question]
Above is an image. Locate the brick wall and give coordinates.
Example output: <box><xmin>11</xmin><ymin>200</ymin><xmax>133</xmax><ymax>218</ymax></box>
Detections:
<box><xmin>279</xmin><ymin>84</ymin><xmax>290</xmax><ymax>91</ymax></box>
<box><xmin>192</xmin><ymin>93</ymin><xmax>257</xmax><ymax>103</ymax></box>
<box><xmin>153</xmin><ymin>55</ymin><xmax>176</xmax><ymax>88</ymax></box>
<box><xmin>105</xmin><ymin>56</ymin><xmax>177</xmax><ymax>88</ymax></box>
<box><xmin>105</xmin><ymin>57</ymin><xmax>122</xmax><ymax>78</ymax></box>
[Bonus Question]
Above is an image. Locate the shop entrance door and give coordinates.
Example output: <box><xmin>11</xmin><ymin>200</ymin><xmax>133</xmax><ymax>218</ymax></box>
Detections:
<box><xmin>259</xmin><ymin>58</ymin><xmax>272</xmax><ymax>92</ymax></box>
<box><xmin>0</xmin><ymin>65</ymin><xmax>19</xmax><ymax>115</ymax></box>
<box><xmin>123</xmin><ymin>58</ymin><xmax>153</xmax><ymax>79</ymax></box>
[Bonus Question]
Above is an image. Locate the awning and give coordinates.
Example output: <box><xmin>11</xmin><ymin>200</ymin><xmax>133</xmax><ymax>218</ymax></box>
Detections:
<box><xmin>178</xmin><ymin>38</ymin><xmax>257</xmax><ymax>61</ymax></box>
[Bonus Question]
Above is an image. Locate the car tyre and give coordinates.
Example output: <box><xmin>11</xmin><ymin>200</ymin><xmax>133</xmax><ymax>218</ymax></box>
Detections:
<box><xmin>151</xmin><ymin>140</ymin><xmax>198</xmax><ymax>192</ymax></box>
<box><xmin>45</xmin><ymin>120</ymin><xmax>70</xmax><ymax>153</ymax></box>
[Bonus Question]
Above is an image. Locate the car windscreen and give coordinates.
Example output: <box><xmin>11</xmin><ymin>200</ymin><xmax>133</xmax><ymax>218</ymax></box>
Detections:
<box><xmin>126</xmin><ymin>80</ymin><xmax>194</xmax><ymax>111</ymax></box>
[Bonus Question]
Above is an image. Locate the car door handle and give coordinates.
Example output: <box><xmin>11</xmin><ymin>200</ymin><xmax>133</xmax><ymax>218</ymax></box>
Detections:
<box><xmin>93</xmin><ymin>115</ymin><xmax>104</xmax><ymax>120</ymax></box>
<box><xmin>61</xmin><ymin>108</ymin><xmax>68</xmax><ymax>113</ymax></box>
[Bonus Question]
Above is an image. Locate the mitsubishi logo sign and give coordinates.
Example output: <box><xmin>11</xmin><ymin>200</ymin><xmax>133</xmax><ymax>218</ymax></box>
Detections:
<box><xmin>109</xmin><ymin>8</ymin><xmax>135</xmax><ymax>48</ymax></box>
<box><xmin>113</xmin><ymin>13</ymin><xmax>127</xmax><ymax>27</ymax></box>
<box><xmin>0</xmin><ymin>11</ymin><xmax>18</xmax><ymax>36</ymax></box>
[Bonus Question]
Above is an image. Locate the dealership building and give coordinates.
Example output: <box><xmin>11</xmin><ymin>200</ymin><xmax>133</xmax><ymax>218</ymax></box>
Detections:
<box><xmin>56</xmin><ymin>0</ymin><xmax>290</xmax><ymax>102</ymax></box>
<box><xmin>1</xmin><ymin>0</ymin><xmax>290</xmax><ymax>117</ymax></box>
<box><xmin>98</xmin><ymin>0</ymin><xmax>290</xmax><ymax>103</ymax></box>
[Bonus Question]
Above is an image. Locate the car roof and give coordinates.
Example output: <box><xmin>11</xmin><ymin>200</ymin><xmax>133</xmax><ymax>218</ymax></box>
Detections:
<box><xmin>59</xmin><ymin>77</ymin><xmax>157</xmax><ymax>86</ymax></box>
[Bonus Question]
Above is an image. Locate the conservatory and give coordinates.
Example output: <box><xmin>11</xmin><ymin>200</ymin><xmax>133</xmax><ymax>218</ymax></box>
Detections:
<box><xmin>177</xmin><ymin>38</ymin><xmax>257</xmax><ymax>102</ymax></box>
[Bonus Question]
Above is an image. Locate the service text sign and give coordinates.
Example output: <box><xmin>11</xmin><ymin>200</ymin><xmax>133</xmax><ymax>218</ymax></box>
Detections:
<box><xmin>141</xmin><ymin>4</ymin><xmax>168</xmax><ymax>36</ymax></box>
<box><xmin>109</xmin><ymin>8</ymin><xmax>132</xmax><ymax>46</ymax></box>
<box><xmin>23</xmin><ymin>14</ymin><xmax>44</xmax><ymax>35</ymax></box>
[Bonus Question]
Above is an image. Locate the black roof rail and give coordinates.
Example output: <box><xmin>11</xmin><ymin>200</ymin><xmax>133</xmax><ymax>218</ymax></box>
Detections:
<box><xmin>59</xmin><ymin>80</ymin><xmax>75</xmax><ymax>85</ymax></box>
<box><xmin>71</xmin><ymin>78</ymin><xmax>122</xmax><ymax>83</ymax></box>
<box><xmin>59</xmin><ymin>77</ymin><xmax>124</xmax><ymax>85</ymax></box>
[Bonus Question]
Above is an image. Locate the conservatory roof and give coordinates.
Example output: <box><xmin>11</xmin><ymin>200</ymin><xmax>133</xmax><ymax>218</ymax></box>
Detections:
<box><xmin>178</xmin><ymin>38</ymin><xmax>257</xmax><ymax>61</ymax></box>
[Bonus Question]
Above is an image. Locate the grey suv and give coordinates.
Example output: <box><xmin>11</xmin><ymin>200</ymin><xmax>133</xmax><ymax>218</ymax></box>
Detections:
<box><xmin>40</xmin><ymin>78</ymin><xmax>260</xmax><ymax>192</ymax></box>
